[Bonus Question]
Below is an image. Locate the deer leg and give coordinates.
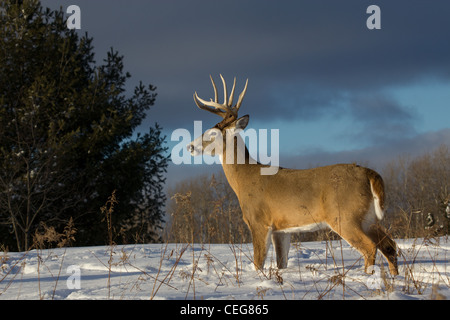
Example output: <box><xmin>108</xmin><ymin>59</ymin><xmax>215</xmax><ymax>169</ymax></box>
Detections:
<box><xmin>250</xmin><ymin>225</ymin><xmax>272</xmax><ymax>271</ymax></box>
<box><xmin>330</xmin><ymin>222</ymin><xmax>377</xmax><ymax>274</ymax></box>
<box><xmin>272</xmin><ymin>232</ymin><xmax>291</xmax><ymax>269</ymax></box>
<box><xmin>368</xmin><ymin>225</ymin><xmax>399</xmax><ymax>275</ymax></box>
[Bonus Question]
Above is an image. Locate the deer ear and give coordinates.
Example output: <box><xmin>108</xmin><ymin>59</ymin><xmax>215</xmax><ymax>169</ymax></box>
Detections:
<box><xmin>235</xmin><ymin>115</ymin><xmax>249</xmax><ymax>130</ymax></box>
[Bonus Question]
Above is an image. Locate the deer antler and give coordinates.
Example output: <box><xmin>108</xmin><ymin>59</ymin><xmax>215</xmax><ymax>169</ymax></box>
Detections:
<box><xmin>194</xmin><ymin>74</ymin><xmax>248</xmax><ymax>119</ymax></box>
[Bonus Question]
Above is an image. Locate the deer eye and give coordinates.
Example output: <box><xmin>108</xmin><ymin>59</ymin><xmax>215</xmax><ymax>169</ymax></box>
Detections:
<box><xmin>205</xmin><ymin>129</ymin><xmax>220</xmax><ymax>140</ymax></box>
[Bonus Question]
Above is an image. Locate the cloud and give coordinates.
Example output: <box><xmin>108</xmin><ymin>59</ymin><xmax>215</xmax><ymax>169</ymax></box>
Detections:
<box><xmin>280</xmin><ymin>128</ymin><xmax>450</xmax><ymax>171</ymax></box>
<box><xmin>344</xmin><ymin>93</ymin><xmax>419</xmax><ymax>145</ymax></box>
<box><xmin>39</xmin><ymin>0</ymin><xmax>450</xmax><ymax>131</ymax></box>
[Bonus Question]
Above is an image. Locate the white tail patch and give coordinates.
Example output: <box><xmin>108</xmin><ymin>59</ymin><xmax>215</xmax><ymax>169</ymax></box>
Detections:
<box><xmin>370</xmin><ymin>182</ymin><xmax>384</xmax><ymax>220</ymax></box>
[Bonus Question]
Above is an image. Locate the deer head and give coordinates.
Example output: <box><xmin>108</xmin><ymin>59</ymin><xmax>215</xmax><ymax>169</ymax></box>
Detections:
<box><xmin>187</xmin><ymin>75</ymin><xmax>249</xmax><ymax>160</ymax></box>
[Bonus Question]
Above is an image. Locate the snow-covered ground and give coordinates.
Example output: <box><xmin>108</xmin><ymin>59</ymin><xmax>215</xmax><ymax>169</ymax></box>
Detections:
<box><xmin>0</xmin><ymin>237</ymin><xmax>449</xmax><ymax>300</ymax></box>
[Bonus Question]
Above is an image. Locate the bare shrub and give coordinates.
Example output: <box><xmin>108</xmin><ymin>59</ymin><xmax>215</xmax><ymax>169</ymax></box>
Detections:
<box><xmin>163</xmin><ymin>173</ymin><xmax>250</xmax><ymax>244</ymax></box>
<box><xmin>383</xmin><ymin>144</ymin><xmax>450</xmax><ymax>238</ymax></box>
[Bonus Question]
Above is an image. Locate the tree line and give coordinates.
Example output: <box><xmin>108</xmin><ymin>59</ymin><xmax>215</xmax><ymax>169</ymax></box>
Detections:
<box><xmin>383</xmin><ymin>145</ymin><xmax>450</xmax><ymax>238</ymax></box>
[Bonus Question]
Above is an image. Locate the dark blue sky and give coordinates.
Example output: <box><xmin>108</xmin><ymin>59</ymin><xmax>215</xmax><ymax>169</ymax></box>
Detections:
<box><xmin>42</xmin><ymin>0</ymin><xmax>450</xmax><ymax>186</ymax></box>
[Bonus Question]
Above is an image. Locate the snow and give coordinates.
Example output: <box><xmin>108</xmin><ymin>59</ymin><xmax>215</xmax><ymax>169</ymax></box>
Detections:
<box><xmin>0</xmin><ymin>237</ymin><xmax>449</xmax><ymax>300</ymax></box>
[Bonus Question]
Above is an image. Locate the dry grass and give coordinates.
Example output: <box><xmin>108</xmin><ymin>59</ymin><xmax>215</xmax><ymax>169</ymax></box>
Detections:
<box><xmin>0</xmin><ymin>189</ymin><xmax>448</xmax><ymax>300</ymax></box>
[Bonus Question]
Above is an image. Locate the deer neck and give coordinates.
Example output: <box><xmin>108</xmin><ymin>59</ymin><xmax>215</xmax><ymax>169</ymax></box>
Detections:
<box><xmin>219</xmin><ymin>135</ymin><xmax>259</xmax><ymax>194</ymax></box>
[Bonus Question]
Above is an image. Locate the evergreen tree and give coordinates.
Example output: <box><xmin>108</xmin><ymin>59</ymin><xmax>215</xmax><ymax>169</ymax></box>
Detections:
<box><xmin>0</xmin><ymin>0</ymin><xmax>168</xmax><ymax>251</ymax></box>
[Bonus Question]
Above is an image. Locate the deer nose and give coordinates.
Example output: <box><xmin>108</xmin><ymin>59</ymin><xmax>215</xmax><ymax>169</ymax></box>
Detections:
<box><xmin>187</xmin><ymin>144</ymin><xmax>195</xmax><ymax>153</ymax></box>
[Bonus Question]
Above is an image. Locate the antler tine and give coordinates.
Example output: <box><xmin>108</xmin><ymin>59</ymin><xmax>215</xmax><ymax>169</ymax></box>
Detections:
<box><xmin>228</xmin><ymin>77</ymin><xmax>236</xmax><ymax>108</ymax></box>
<box><xmin>219</xmin><ymin>74</ymin><xmax>228</xmax><ymax>107</ymax></box>
<box><xmin>209</xmin><ymin>75</ymin><xmax>218</xmax><ymax>103</ymax></box>
<box><xmin>193</xmin><ymin>75</ymin><xmax>247</xmax><ymax>119</ymax></box>
<box><xmin>235</xmin><ymin>78</ymin><xmax>248</xmax><ymax>112</ymax></box>
<box><xmin>193</xmin><ymin>92</ymin><xmax>227</xmax><ymax>118</ymax></box>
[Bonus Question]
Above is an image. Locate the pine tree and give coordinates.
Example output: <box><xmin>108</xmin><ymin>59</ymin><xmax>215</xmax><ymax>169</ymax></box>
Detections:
<box><xmin>0</xmin><ymin>0</ymin><xmax>168</xmax><ymax>251</ymax></box>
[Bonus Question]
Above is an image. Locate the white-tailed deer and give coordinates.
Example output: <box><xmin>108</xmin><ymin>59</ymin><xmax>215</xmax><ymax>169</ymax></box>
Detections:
<box><xmin>188</xmin><ymin>75</ymin><xmax>398</xmax><ymax>275</ymax></box>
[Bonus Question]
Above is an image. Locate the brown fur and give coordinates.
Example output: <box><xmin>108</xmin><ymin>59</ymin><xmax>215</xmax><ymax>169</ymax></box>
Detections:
<box><xmin>218</xmin><ymin>131</ymin><xmax>398</xmax><ymax>275</ymax></box>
